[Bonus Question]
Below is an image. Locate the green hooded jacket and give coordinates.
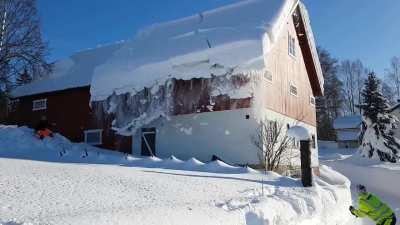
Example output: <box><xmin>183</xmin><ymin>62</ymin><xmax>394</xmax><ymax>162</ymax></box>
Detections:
<box><xmin>352</xmin><ymin>192</ymin><xmax>393</xmax><ymax>223</ymax></box>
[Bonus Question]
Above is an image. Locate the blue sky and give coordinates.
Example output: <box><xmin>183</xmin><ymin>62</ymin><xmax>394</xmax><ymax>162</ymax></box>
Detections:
<box><xmin>37</xmin><ymin>0</ymin><xmax>400</xmax><ymax>75</ymax></box>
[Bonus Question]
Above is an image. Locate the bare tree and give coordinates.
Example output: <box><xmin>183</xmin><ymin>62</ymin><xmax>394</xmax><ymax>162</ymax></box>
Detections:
<box><xmin>316</xmin><ymin>47</ymin><xmax>343</xmax><ymax>140</ymax></box>
<box><xmin>382</xmin><ymin>80</ymin><xmax>396</xmax><ymax>105</ymax></box>
<box><xmin>340</xmin><ymin>60</ymin><xmax>367</xmax><ymax>115</ymax></box>
<box><xmin>252</xmin><ymin>120</ymin><xmax>293</xmax><ymax>172</ymax></box>
<box><xmin>0</xmin><ymin>0</ymin><xmax>51</xmax><ymax>90</ymax></box>
<box><xmin>385</xmin><ymin>56</ymin><xmax>400</xmax><ymax>101</ymax></box>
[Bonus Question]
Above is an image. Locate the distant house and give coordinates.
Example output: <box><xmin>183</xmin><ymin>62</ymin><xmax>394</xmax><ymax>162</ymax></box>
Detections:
<box><xmin>388</xmin><ymin>103</ymin><xmax>400</xmax><ymax>139</ymax></box>
<box><xmin>9</xmin><ymin>0</ymin><xmax>323</xmax><ymax>167</ymax></box>
<box><xmin>333</xmin><ymin>115</ymin><xmax>362</xmax><ymax>149</ymax></box>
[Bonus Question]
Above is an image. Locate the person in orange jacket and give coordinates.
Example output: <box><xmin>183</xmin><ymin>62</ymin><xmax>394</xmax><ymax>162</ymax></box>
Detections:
<box><xmin>35</xmin><ymin>116</ymin><xmax>53</xmax><ymax>139</ymax></box>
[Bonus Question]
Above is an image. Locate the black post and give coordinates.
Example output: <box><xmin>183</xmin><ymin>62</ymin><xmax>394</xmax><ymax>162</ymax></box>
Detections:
<box><xmin>300</xmin><ymin>140</ymin><xmax>312</xmax><ymax>187</ymax></box>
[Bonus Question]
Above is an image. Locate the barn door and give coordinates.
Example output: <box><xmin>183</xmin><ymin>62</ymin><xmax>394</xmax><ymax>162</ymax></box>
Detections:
<box><xmin>141</xmin><ymin>128</ymin><xmax>156</xmax><ymax>156</ymax></box>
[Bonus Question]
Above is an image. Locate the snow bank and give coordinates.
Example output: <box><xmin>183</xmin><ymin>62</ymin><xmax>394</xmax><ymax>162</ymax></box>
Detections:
<box><xmin>320</xmin><ymin>147</ymin><xmax>400</xmax><ymax>200</ymax></box>
<box><xmin>319</xmin><ymin>147</ymin><xmax>400</xmax><ymax>223</ymax></box>
<box><xmin>0</xmin><ymin>125</ymin><xmax>255</xmax><ymax>174</ymax></box>
<box><xmin>0</xmin><ymin>125</ymin><xmax>353</xmax><ymax>225</ymax></box>
<box><xmin>219</xmin><ymin>165</ymin><xmax>352</xmax><ymax>225</ymax></box>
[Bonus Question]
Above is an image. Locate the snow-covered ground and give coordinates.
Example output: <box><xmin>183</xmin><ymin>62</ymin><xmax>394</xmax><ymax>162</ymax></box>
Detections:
<box><xmin>319</xmin><ymin>147</ymin><xmax>400</xmax><ymax>225</ymax></box>
<box><xmin>0</xmin><ymin>126</ymin><xmax>351</xmax><ymax>225</ymax></box>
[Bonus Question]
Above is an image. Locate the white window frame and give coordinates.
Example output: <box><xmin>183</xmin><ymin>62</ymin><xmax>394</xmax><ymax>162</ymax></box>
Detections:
<box><xmin>289</xmin><ymin>83</ymin><xmax>298</xmax><ymax>97</ymax></box>
<box><xmin>310</xmin><ymin>96</ymin><xmax>316</xmax><ymax>106</ymax></box>
<box><xmin>84</xmin><ymin>129</ymin><xmax>103</xmax><ymax>145</ymax></box>
<box><xmin>8</xmin><ymin>99</ymin><xmax>19</xmax><ymax>112</ymax></box>
<box><xmin>263</xmin><ymin>70</ymin><xmax>273</xmax><ymax>83</ymax></box>
<box><xmin>288</xmin><ymin>33</ymin><xmax>296</xmax><ymax>58</ymax></box>
<box><xmin>32</xmin><ymin>99</ymin><xmax>47</xmax><ymax>111</ymax></box>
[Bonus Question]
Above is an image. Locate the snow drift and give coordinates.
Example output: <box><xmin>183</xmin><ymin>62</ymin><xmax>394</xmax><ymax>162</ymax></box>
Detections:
<box><xmin>0</xmin><ymin>125</ymin><xmax>353</xmax><ymax>225</ymax></box>
<box><xmin>0</xmin><ymin>125</ymin><xmax>255</xmax><ymax>174</ymax></box>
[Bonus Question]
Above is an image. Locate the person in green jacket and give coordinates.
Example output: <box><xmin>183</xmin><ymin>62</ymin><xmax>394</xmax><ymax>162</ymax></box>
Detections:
<box><xmin>349</xmin><ymin>184</ymin><xmax>396</xmax><ymax>225</ymax></box>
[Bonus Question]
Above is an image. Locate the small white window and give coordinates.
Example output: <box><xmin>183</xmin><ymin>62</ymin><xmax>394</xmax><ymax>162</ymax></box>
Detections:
<box><xmin>289</xmin><ymin>83</ymin><xmax>298</xmax><ymax>96</ymax></box>
<box><xmin>8</xmin><ymin>99</ymin><xmax>19</xmax><ymax>112</ymax></box>
<box><xmin>264</xmin><ymin>70</ymin><xmax>273</xmax><ymax>82</ymax></box>
<box><xmin>310</xmin><ymin>96</ymin><xmax>316</xmax><ymax>106</ymax></box>
<box><xmin>288</xmin><ymin>33</ymin><xmax>296</xmax><ymax>57</ymax></box>
<box><xmin>84</xmin><ymin>129</ymin><xmax>103</xmax><ymax>145</ymax></box>
<box><xmin>32</xmin><ymin>99</ymin><xmax>47</xmax><ymax>111</ymax></box>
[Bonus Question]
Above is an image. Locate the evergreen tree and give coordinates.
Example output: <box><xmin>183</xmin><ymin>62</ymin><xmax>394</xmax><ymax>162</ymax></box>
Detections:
<box><xmin>0</xmin><ymin>90</ymin><xmax>7</xmax><ymax>123</ymax></box>
<box><xmin>359</xmin><ymin>73</ymin><xmax>400</xmax><ymax>162</ymax></box>
<box><xmin>316</xmin><ymin>47</ymin><xmax>343</xmax><ymax>140</ymax></box>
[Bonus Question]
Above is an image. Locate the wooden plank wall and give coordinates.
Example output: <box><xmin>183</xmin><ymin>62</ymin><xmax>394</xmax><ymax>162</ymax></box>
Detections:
<box><xmin>264</xmin><ymin>16</ymin><xmax>317</xmax><ymax>126</ymax></box>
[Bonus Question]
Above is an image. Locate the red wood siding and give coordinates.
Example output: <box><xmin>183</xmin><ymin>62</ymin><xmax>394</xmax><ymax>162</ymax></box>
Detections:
<box><xmin>9</xmin><ymin>86</ymin><xmax>131</xmax><ymax>153</ymax></box>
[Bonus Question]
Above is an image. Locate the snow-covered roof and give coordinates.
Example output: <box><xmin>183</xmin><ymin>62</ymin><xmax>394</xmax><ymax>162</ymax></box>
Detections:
<box><xmin>12</xmin><ymin>0</ymin><xmax>323</xmax><ymax>101</ymax></box>
<box><xmin>11</xmin><ymin>43</ymin><xmax>124</xmax><ymax>97</ymax></box>
<box><xmin>333</xmin><ymin>116</ymin><xmax>362</xmax><ymax>130</ymax></box>
<box><xmin>90</xmin><ymin>0</ymin><xmax>301</xmax><ymax>101</ymax></box>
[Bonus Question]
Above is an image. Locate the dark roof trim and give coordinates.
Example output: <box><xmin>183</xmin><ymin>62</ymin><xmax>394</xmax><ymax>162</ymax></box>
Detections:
<box><xmin>10</xmin><ymin>85</ymin><xmax>90</xmax><ymax>99</ymax></box>
<box><xmin>294</xmin><ymin>4</ymin><xmax>324</xmax><ymax>96</ymax></box>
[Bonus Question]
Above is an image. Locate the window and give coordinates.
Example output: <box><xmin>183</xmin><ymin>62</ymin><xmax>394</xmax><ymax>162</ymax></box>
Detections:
<box><xmin>32</xmin><ymin>99</ymin><xmax>47</xmax><ymax>111</ymax></box>
<box><xmin>311</xmin><ymin>134</ymin><xmax>316</xmax><ymax>148</ymax></box>
<box><xmin>288</xmin><ymin>33</ymin><xmax>296</xmax><ymax>57</ymax></box>
<box><xmin>8</xmin><ymin>99</ymin><xmax>19</xmax><ymax>112</ymax></box>
<box><xmin>289</xmin><ymin>83</ymin><xmax>298</xmax><ymax>96</ymax></box>
<box><xmin>310</xmin><ymin>96</ymin><xmax>316</xmax><ymax>106</ymax></box>
<box><xmin>264</xmin><ymin>70</ymin><xmax>273</xmax><ymax>82</ymax></box>
<box><xmin>84</xmin><ymin>129</ymin><xmax>103</xmax><ymax>145</ymax></box>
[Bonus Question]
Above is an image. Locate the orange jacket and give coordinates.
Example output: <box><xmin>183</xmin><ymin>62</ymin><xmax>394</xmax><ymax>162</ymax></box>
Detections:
<box><xmin>36</xmin><ymin>128</ymin><xmax>53</xmax><ymax>139</ymax></box>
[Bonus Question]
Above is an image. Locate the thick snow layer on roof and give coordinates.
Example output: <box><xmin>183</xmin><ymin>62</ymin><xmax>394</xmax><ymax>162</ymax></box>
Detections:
<box><xmin>11</xmin><ymin>43</ymin><xmax>124</xmax><ymax>97</ymax></box>
<box><xmin>333</xmin><ymin>115</ymin><xmax>362</xmax><ymax>130</ymax></box>
<box><xmin>90</xmin><ymin>0</ymin><xmax>299</xmax><ymax>101</ymax></box>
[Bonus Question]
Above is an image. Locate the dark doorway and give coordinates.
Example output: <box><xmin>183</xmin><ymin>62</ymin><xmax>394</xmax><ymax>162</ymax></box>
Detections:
<box><xmin>141</xmin><ymin>127</ymin><xmax>156</xmax><ymax>156</ymax></box>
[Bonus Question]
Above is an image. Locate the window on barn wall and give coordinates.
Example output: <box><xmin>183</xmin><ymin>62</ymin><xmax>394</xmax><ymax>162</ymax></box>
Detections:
<box><xmin>84</xmin><ymin>129</ymin><xmax>103</xmax><ymax>145</ymax></box>
<box><xmin>289</xmin><ymin>83</ymin><xmax>298</xmax><ymax>96</ymax></box>
<box><xmin>311</xmin><ymin>134</ymin><xmax>316</xmax><ymax>148</ymax></box>
<box><xmin>288</xmin><ymin>33</ymin><xmax>296</xmax><ymax>57</ymax></box>
<box><xmin>32</xmin><ymin>99</ymin><xmax>47</xmax><ymax>111</ymax></box>
<box><xmin>8</xmin><ymin>99</ymin><xmax>19</xmax><ymax>112</ymax></box>
<box><xmin>264</xmin><ymin>70</ymin><xmax>273</xmax><ymax>83</ymax></box>
<box><xmin>309</xmin><ymin>96</ymin><xmax>316</xmax><ymax>106</ymax></box>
